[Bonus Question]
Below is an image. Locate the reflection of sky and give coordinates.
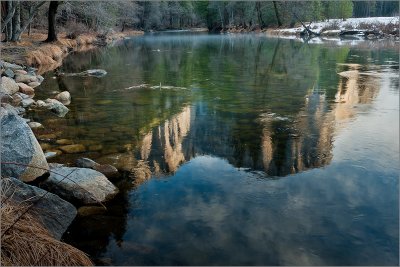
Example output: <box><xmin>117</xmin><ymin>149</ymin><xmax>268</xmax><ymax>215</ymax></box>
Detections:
<box><xmin>101</xmin><ymin>68</ymin><xmax>399</xmax><ymax>265</ymax></box>
<box><xmin>105</xmin><ymin>155</ymin><xmax>398</xmax><ymax>265</ymax></box>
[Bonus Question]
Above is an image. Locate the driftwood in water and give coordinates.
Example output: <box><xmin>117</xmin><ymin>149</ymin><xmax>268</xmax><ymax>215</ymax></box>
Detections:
<box><xmin>292</xmin><ymin>12</ymin><xmax>320</xmax><ymax>37</ymax></box>
<box><xmin>56</xmin><ymin>69</ymin><xmax>107</xmax><ymax>78</ymax></box>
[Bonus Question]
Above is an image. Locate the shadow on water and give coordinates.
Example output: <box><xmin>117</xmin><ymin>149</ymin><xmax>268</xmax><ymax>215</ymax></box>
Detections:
<box><xmin>29</xmin><ymin>33</ymin><xmax>399</xmax><ymax>265</ymax></box>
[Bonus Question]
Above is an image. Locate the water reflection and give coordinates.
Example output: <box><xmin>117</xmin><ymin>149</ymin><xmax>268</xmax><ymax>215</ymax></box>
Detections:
<box><xmin>31</xmin><ymin>34</ymin><xmax>399</xmax><ymax>265</ymax></box>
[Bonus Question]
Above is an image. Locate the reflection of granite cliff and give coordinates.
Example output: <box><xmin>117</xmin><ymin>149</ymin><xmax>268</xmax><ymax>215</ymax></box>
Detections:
<box><xmin>136</xmin><ymin>65</ymin><xmax>381</xmax><ymax>178</ymax></box>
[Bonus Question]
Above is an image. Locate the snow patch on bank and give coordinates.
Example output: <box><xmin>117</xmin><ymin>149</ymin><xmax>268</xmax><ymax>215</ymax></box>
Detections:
<box><xmin>274</xmin><ymin>16</ymin><xmax>399</xmax><ymax>35</ymax></box>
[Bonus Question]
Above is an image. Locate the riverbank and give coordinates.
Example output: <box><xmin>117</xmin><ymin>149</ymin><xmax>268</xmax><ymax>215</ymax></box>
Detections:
<box><xmin>267</xmin><ymin>16</ymin><xmax>399</xmax><ymax>39</ymax></box>
<box><xmin>1</xmin><ymin>29</ymin><xmax>143</xmax><ymax>74</ymax></box>
<box><xmin>0</xmin><ymin>28</ymin><xmax>142</xmax><ymax>264</ymax></box>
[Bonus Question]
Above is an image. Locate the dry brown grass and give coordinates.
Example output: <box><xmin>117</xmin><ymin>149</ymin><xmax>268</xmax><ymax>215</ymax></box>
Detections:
<box><xmin>2</xmin><ymin>29</ymin><xmax>144</xmax><ymax>70</ymax></box>
<box><xmin>1</xmin><ymin>181</ymin><xmax>93</xmax><ymax>266</ymax></box>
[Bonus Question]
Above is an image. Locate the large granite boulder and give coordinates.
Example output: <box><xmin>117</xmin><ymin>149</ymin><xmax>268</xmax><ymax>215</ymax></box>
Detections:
<box><xmin>1</xmin><ymin>177</ymin><xmax>77</xmax><ymax>240</ymax></box>
<box><xmin>1</xmin><ymin>76</ymin><xmax>19</xmax><ymax>95</ymax></box>
<box><xmin>1</xmin><ymin>105</ymin><xmax>49</xmax><ymax>182</ymax></box>
<box><xmin>41</xmin><ymin>167</ymin><xmax>119</xmax><ymax>205</ymax></box>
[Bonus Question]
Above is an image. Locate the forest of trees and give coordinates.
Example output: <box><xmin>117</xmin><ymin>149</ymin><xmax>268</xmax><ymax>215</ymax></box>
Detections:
<box><xmin>1</xmin><ymin>1</ymin><xmax>399</xmax><ymax>41</ymax></box>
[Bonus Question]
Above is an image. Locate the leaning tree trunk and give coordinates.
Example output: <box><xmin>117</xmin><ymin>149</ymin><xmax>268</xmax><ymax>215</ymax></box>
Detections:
<box><xmin>273</xmin><ymin>1</ymin><xmax>282</xmax><ymax>27</ymax></box>
<box><xmin>45</xmin><ymin>1</ymin><xmax>59</xmax><ymax>42</ymax></box>
<box><xmin>11</xmin><ymin>1</ymin><xmax>21</xmax><ymax>42</ymax></box>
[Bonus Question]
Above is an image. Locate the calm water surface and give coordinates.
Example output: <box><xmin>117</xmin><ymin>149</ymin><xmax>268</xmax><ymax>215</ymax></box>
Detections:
<box><xmin>31</xmin><ymin>33</ymin><xmax>399</xmax><ymax>265</ymax></box>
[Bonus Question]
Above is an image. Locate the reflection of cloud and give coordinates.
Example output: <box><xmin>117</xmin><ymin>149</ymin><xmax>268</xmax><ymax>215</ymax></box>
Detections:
<box><xmin>109</xmin><ymin>155</ymin><xmax>398</xmax><ymax>265</ymax></box>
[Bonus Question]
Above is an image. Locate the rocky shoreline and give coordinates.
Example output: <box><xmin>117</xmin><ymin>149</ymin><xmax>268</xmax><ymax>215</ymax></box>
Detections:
<box><xmin>0</xmin><ymin>57</ymin><xmax>124</xmax><ymax>264</ymax></box>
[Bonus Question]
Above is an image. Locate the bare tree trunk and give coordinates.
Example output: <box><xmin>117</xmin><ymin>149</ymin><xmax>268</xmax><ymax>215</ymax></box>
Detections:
<box><xmin>45</xmin><ymin>1</ymin><xmax>59</xmax><ymax>42</ymax></box>
<box><xmin>11</xmin><ymin>1</ymin><xmax>21</xmax><ymax>41</ymax></box>
<box><xmin>6</xmin><ymin>1</ymin><xmax>45</xmax><ymax>41</ymax></box>
<box><xmin>273</xmin><ymin>1</ymin><xmax>282</xmax><ymax>27</ymax></box>
<box><xmin>256</xmin><ymin>2</ymin><xmax>265</xmax><ymax>28</ymax></box>
<box><xmin>2</xmin><ymin>1</ymin><xmax>15</xmax><ymax>35</ymax></box>
<box><xmin>121</xmin><ymin>20</ymin><xmax>125</xmax><ymax>32</ymax></box>
<box><xmin>28</xmin><ymin>6</ymin><xmax>33</xmax><ymax>36</ymax></box>
<box><xmin>6</xmin><ymin>1</ymin><xmax>13</xmax><ymax>41</ymax></box>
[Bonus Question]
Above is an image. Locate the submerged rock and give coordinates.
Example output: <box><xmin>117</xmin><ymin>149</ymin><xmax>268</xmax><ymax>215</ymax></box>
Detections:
<box><xmin>1</xmin><ymin>105</ymin><xmax>49</xmax><ymax>182</ymax></box>
<box><xmin>96</xmin><ymin>153</ymin><xmax>137</xmax><ymax>172</ymax></box>
<box><xmin>93</xmin><ymin>164</ymin><xmax>119</xmax><ymax>179</ymax></box>
<box><xmin>56</xmin><ymin>139</ymin><xmax>74</xmax><ymax>145</ymax></box>
<box><xmin>59</xmin><ymin>144</ymin><xmax>86</xmax><ymax>154</ymax></box>
<box><xmin>1</xmin><ymin>177</ymin><xmax>77</xmax><ymax>240</ymax></box>
<box><xmin>76</xmin><ymin>157</ymin><xmax>119</xmax><ymax>179</ymax></box>
<box><xmin>77</xmin><ymin>206</ymin><xmax>107</xmax><ymax>217</ymax></box>
<box><xmin>76</xmin><ymin>157</ymin><xmax>98</xmax><ymax>168</ymax></box>
<box><xmin>41</xmin><ymin>167</ymin><xmax>119</xmax><ymax>204</ymax></box>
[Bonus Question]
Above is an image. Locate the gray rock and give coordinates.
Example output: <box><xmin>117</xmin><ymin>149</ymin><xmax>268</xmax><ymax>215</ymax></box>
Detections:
<box><xmin>44</xmin><ymin>98</ymin><xmax>69</xmax><ymax>117</ymax></box>
<box><xmin>35</xmin><ymin>100</ymin><xmax>46</xmax><ymax>107</ymax></box>
<box><xmin>42</xmin><ymin>167</ymin><xmax>119</xmax><ymax>204</ymax></box>
<box><xmin>26</xmin><ymin>66</ymin><xmax>37</xmax><ymax>73</ymax></box>
<box><xmin>17</xmin><ymin>82</ymin><xmax>35</xmax><ymax>95</ymax></box>
<box><xmin>93</xmin><ymin>164</ymin><xmax>119</xmax><ymax>179</ymax></box>
<box><xmin>2</xmin><ymin>61</ymin><xmax>23</xmax><ymax>70</ymax></box>
<box><xmin>15</xmin><ymin>74</ymin><xmax>38</xmax><ymax>83</ymax></box>
<box><xmin>28</xmin><ymin>81</ymin><xmax>41</xmax><ymax>88</ymax></box>
<box><xmin>14</xmin><ymin>69</ymin><xmax>28</xmax><ymax>75</ymax></box>
<box><xmin>48</xmin><ymin>163</ymin><xmax>65</xmax><ymax>169</ymax></box>
<box><xmin>45</xmin><ymin>152</ymin><xmax>58</xmax><ymax>159</ymax></box>
<box><xmin>0</xmin><ymin>92</ymin><xmax>14</xmax><ymax>104</ymax></box>
<box><xmin>36</xmin><ymin>75</ymin><xmax>44</xmax><ymax>83</ymax></box>
<box><xmin>28</xmin><ymin>121</ymin><xmax>43</xmax><ymax>129</ymax></box>
<box><xmin>4</xmin><ymin>68</ymin><xmax>15</xmax><ymax>78</ymax></box>
<box><xmin>0</xmin><ymin>106</ymin><xmax>49</xmax><ymax>182</ymax></box>
<box><xmin>1</xmin><ymin>177</ymin><xmax>77</xmax><ymax>240</ymax></box>
<box><xmin>54</xmin><ymin>91</ymin><xmax>71</xmax><ymax>105</ymax></box>
<box><xmin>21</xmin><ymin>98</ymin><xmax>35</xmax><ymax>108</ymax></box>
<box><xmin>1</xmin><ymin>76</ymin><xmax>19</xmax><ymax>95</ymax></box>
<box><xmin>15</xmin><ymin>92</ymin><xmax>31</xmax><ymax>99</ymax></box>
<box><xmin>76</xmin><ymin>157</ymin><xmax>99</xmax><ymax>168</ymax></box>
<box><xmin>14</xmin><ymin>106</ymin><xmax>26</xmax><ymax>115</ymax></box>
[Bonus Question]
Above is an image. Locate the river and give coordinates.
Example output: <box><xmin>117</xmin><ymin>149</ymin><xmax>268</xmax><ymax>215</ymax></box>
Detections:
<box><xmin>30</xmin><ymin>33</ymin><xmax>399</xmax><ymax>265</ymax></box>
